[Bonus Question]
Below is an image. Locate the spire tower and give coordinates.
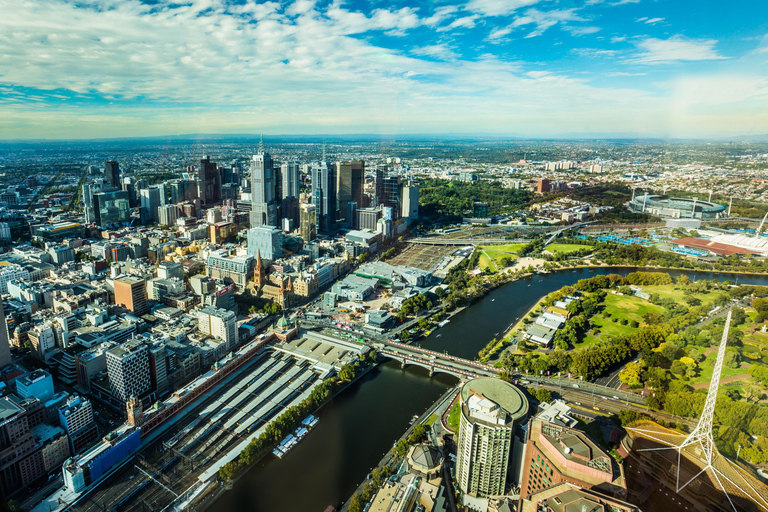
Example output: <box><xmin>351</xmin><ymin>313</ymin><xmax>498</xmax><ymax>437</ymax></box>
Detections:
<box><xmin>627</xmin><ymin>309</ymin><xmax>768</xmax><ymax>511</ymax></box>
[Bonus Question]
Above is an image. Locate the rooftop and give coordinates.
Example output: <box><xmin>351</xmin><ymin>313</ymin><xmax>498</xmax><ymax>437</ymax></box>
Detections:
<box><xmin>460</xmin><ymin>377</ymin><xmax>528</xmax><ymax>427</ymax></box>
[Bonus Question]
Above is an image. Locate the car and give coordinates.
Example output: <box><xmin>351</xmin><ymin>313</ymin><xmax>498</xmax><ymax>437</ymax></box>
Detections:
<box><xmin>572</xmin><ymin>384</ymin><xmax>579</xmax><ymax>388</ymax></box>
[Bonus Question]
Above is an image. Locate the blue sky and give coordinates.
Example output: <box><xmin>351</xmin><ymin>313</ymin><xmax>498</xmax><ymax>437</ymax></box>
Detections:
<box><xmin>0</xmin><ymin>0</ymin><xmax>767</xmax><ymax>139</ymax></box>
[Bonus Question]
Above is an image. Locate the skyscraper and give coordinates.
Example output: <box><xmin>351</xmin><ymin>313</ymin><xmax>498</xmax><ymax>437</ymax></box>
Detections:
<box><xmin>401</xmin><ymin>180</ymin><xmax>419</xmax><ymax>221</ymax></box>
<box><xmin>300</xmin><ymin>203</ymin><xmax>316</xmax><ymax>242</ymax></box>
<box><xmin>105</xmin><ymin>161</ymin><xmax>120</xmax><ymax>189</ymax></box>
<box><xmin>139</xmin><ymin>187</ymin><xmax>161</xmax><ymax>224</ymax></box>
<box><xmin>0</xmin><ymin>301</ymin><xmax>12</xmax><ymax>368</ymax></box>
<box><xmin>281</xmin><ymin>162</ymin><xmax>300</xmax><ymax>200</ymax></box>
<box><xmin>247</xmin><ymin>225</ymin><xmax>284</xmax><ymax>261</ymax></box>
<box><xmin>199</xmin><ymin>156</ymin><xmax>221</xmax><ymax>205</ymax></box>
<box><xmin>335</xmin><ymin>160</ymin><xmax>364</xmax><ymax>221</ymax></box>
<box><xmin>93</xmin><ymin>190</ymin><xmax>131</xmax><ymax>227</ymax></box>
<box><xmin>455</xmin><ymin>378</ymin><xmax>529</xmax><ymax>498</ymax></box>
<box><xmin>311</xmin><ymin>160</ymin><xmax>336</xmax><ymax>233</ymax></box>
<box><xmin>250</xmin><ymin>138</ymin><xmax>277</xmax><ymax>227</ymax></box>
<box><xmin>381</xmin><ymin>175</ymin><xmax>401</xmax><ymax>219</ymax></box>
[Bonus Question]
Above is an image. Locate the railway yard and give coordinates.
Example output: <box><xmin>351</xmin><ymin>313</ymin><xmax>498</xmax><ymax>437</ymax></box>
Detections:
<box><xmin>69</xmin><ymin>332</ymin><xmax>354</xmax><ymax>512</ymax></box>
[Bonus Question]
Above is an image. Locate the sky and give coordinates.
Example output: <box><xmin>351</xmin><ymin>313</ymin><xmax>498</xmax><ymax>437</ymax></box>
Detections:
<box><xmin>1</xmin><ymin>0</ymin><xmax>767</xmax><ymax>140</ymax></box>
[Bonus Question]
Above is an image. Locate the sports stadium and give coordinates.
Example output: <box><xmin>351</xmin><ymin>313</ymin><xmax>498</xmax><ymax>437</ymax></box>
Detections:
<box><xmin>628</xmin><ymin>194</ymin><xmax>727</xmax><ymax>220</ymax></box>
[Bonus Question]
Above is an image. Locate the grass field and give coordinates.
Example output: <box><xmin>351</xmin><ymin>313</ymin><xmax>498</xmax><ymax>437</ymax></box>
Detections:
<box><xmin>546</xmin><ymin>243</ymin><xmax>594</xmax><ymax>254</ymax></box>
<box><xmin>477</xmin><ymin>244</ymin><xmax>525</xmax><ymax>270</ymax></box>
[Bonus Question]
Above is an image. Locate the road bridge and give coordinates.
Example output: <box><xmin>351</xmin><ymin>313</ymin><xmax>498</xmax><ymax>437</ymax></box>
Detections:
<box><xmin>406</xmin><ymin>238</ymin><xmax>529</xmax><ymax>246</ymax></box>
<box><xmin>543</xmin><ymin>221</ymin><xmax>596</xmax><ymax>245</ymax></box>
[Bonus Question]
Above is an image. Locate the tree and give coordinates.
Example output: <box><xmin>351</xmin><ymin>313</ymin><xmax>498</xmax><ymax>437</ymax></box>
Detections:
<box><xmin>619</xmin><ymin>362</ymin><xmax>644</xmax><ymax>389</ymax></box>
<box><xmin>731</xmin><ymin>307</ymin><xmax>747</xmax><ymax>326</ymax></box>
<box><xmin>395</xmin><ymin>439</ymin><xmax>410</xmax><ymax>458</ymax></box>
<box><xmin>534</xmin><ymin>388</ymin><xmax>552</xmax><ymax>403</ymax></box>
<box><xmin>348</xmin><ymin>494</ymin><xmax>365</xmax><ymax>512</ymax></box>
<box><xmin>408</xmin><ymin>424</ymin><xmax>427</xmax><ymax>444</ymax></box>
<box><xmin>219</xmin><ymin>460</ymin><xmax>240</xmax><ymax>480</ymax></box>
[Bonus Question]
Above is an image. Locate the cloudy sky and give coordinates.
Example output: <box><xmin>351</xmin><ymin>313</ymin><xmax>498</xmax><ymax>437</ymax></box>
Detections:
<box><xmin>1</xmin><ymin>0</ymin><xmax>767</xmax><ymax>139</ymax></box>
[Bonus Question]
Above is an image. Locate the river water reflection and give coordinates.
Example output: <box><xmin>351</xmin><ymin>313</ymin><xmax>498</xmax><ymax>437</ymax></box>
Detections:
<box><xmin>217</xmin><ymin>267</ymin><xmax>768</xmax><ymax>512</ymax></box>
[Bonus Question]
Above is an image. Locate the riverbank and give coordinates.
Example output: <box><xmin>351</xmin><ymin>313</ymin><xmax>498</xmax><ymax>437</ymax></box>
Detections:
<box><xmin>195</xmin><ymin>360</ymin><xmax>381</xmax><ymax>512</ymax></box>
<box><xmin>339</xmin><ymin>384</ymin><xmax>460</xmax><ymax>512</ymax></box>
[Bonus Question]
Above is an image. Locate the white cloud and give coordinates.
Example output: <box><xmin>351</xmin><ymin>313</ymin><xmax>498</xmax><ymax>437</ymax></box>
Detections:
<box><xmin>465</xmin><ymin>0</ymin><xmax>540</xmax><ymax>17</ymax></box>
<box><xmin>611</xmin><ymin>36</ymin><xmax>627</xmax><ymax>43</ymax></box>
<box><xmin>512</xmin><ymin>8</ymin><xmax>584</xmax><ymax>38</ymax></box>
<box><xmin>487</xmin><ymin>26</ymin><xmax>512</xmax><ymax>41</ymax></box>
<box><xmin>632</xmin><ymin>36</ymin><xmax>726</xmax><ymax>64</ymax></box>
<box><xmin>572</xmin><ymin>48</ymin><xmax>619</xmax><ymax>58</ymax></box>
<box><xmin>412</xmin><ymin>44</ymin><xmax>459</xmax><ymax>61</ymax></box>
<box><xmin>635</xmin><ymin>17</ymin><xmax>648</xmax><ymax>22</ymax></box>
<box><xmin>437</xmin><ymin>15</ymin><xmax>480</xmax><ymax>32</ymax></box>
<box><xmin>644</xmin><ymin>17</ymin><xmax>665</xmax><ymax>25</ymax></box>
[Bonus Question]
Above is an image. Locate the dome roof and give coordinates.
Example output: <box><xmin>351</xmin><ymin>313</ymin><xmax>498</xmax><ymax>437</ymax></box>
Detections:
<box><xmin>411</xmin><ymin>444</ymin><xmax>442</xmax><ymax>470</ymax></box>
<box><xmin>276</xmin><ymin>314</ymin><xmax>293</xmax><ymax>330</ymax></box>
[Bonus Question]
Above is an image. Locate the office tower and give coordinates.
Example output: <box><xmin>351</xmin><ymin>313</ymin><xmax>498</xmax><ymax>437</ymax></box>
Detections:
<box><xmin>381</xmin><ymin>176</ymin><xmax>401</xmax><ymax>219</ymax></box>
<box><xmin>247</xmin><ymin>225</ymin><xmax>284</xmax><ymax>261</ymax></box>
<box><xmin>250</xmin><ymin>138</ymin><xmax>277</xmax><ymax>227</ymax></box>
<box><xmin>455</xmin><ymin>378</ymin><xmax>529</xmax><ymax>498</ymax></box>
<box><xmin>347</xmin><ymin>201</ymin><xmax>358</xmax><ymax>230</ymax></box>
<box><xmin>94</xmin><ymin>190</ymin><xmax>131</xmax><ymax>227</ymax></box>
<box><xmin>106</xmin><ymin>338</ymin><xmax>151</xmax><ymax>402</ymax></box>
<box><xmin>206</xmin><ymin>250</ymin><xmax>253</xmax><ymax>289</ymax></box>
<box><xmin>374</xmin><ymin>166</ymin><xmax>385</xmax><ymax>206</ymax></box>
<box><xmin>105</xmin><ymin>161</ymin><xmax>120</xmax><ymax>189</ymax></box>
<box><xmin>139</xmin><ymin>187</ymin><xmax>161</xmax><ymax>224</ymax></box>
<box><xmin>300</xmin><ymin>204</ymin><xmax>316</xmax><ymax>242</ymax></box>
<box><xmin>358</xmin><ymin>207</ymin><xmax>382</xmax><ymax>232</ymax></box>
<box><xmin>58</xmin><ymin>395</ymin><xmax>99</xmax><ymax>455</ymax></box>
<box><xmin>0</xmin><ymin>301</ymin><xmax>11</xmax><ymax>368</ymax></box>
<box><xmin>199</xmin><ymin>156</ymin><xmax>221</xmax><ymax>205</ymax></box>
<box><xmin>280</xmin><ymin>196</ymin><xmax>299</xmax><ymax>229</ymax></box>
<box><xmin>121</xmin><ymin>176</ymin><xmax>138</xmax><ymax>208</ymax></box>
<box><xmin>147</xmin><ymin>342</ymin><xmax>169</xmax><ymax>398</ymax></box>
<box><xmin>113</xmin><ymin>276</ymin><xmax>148</xmax><ymax>316</ymax></box>
<box><xmin>401</xmin><ymin>180</ymin><xmax>419</xmax><ymax>221</ymax></box>
<box><xmin>335</xmin><ymin>160</ymin><xmax>364</xmax><ymax>219</ymax></box>
<box><xmin>158</xmin><ymin>204</ymin><xmax>180</xmax><ymax>227</ymax></box>
<box><xmin>0</xmin><ymin>396</ymin><xmax>46</xmax><ymax>495</ymax></box>
<box><xmin>82</xmin><ymin>182</ymin><xmax>100</xmax><ymax>224</ymax></box>
<box><xmin>536</xmin><ymin>178</ymin><xmax>551</xmax><ymax>194</ymax></box>
<box><xmin>169</xmin><ymin>179</ymin><xmax>198</xmax><ymax>203</ymax></box>
<box><xmin>311</xmin><ymin>160</ymin><xmax>336</xmax><ymax>233</ymax></box>
<box><xmin>28</xmin><ymin>322</ymin><xmax>56</xmax><ymax>363</ymax></box>
<box><xmin>281</xmin><ymin>162</ymin><xmax>300</xmax><ymax>200</ymax></box>
<box><xmin>195</xmin><ymin>306</ymin><xmax>238</xmax><ymax>351</ymax></box>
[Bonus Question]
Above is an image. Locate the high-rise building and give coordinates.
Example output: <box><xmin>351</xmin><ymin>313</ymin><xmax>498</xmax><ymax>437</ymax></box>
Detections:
<box><xmin>113</xmin><ymin>276</ymin><xmax>148</xmax><ymax>316</ymax></box>
<box><xmin>58</xmin><ymin>395</ymin><xmax>99</xmax><ymax>455</ymax></box>
<box><xmin>374</xmin><ymin>166</ymin><xmax>385</xmax><ymax>206</ymax></box>
<box><xmin>82</xmin><ymin>181</ymin><xmax>103</xmax><ymax>224</ymax></box>
<box><xmin>157</xmin><ymin>204</ymin><xmax>180</xmax><ymax>227</ymax></box>
<box><xmin>199</xmin><ymin>156</ymin><xmax>221</xmax><ymax>205</ymax></box>
<box><xmin>0</xmin><ymin>396</ymin><xmax>46</xmax><ymax>496</ymax></box>
<box><xmin>536</xmin><ymin>178</ymin><xmax>551</xmax><ymax>194</ymax></box>
<box><xmin>206</xmin><ymin>250</ymin><xmax>253</xmax><ymax>289</ymax></box>
<box><xmin>300</xmin><ymin>204</ymin><xmax>317</xmax><ymax>242</ymax></box>
<box><xmin>401</xmin><ymin>180</ymin><xmax>419</xmax><ymax>221</ymax></box>
<box><xmin>455</xmin><ymin>378</ymin><xmax>529</xmax><ymax>498</ymax></box>
<box><xmin>121</xmin><ymin>176</ymin><xmax>138</xmax><ymax>207</ymax></box>
<box><xmin>281</xmin><ymin>162</ymin><xmax>300</xmax><ymax>200</ymax></box>
<box><xmin>94</xmin><ymin>190</ymin><xmax>131</xmax><ymax>227</ymax></box>
<box><xmin>311</xmin><ymin>161</ymin><xmax>336</xmax><ymax>233</ymax></box>
<box><xmin>0</xmin><ymin>301</ymin><xmax>11</xmax><ymax>368</ymax></box>
<box><xmin>195</xmin><ymin>306</ymin><xmax>238</xmax><ymax>351</ymax></box>
<box><xmin>381</xmin><ymin>176</ymin><xmax>401</xmax><ymax>219</ymax></box>
<box><xmin>358</xmin><ymin>207</ymin><xmax>383</xmax><ymax>232</ymax></box>
<box><xmin>250</xmin><ymin>139</ymin><xmax>277</xmax><ymax>227</ymax></box>
<box><xmin>335</xmin><ymin>160</ymin><xmax>365</xmax><ymax>219</ymax></box>
<box><xmin>346</xmin><ymin>201</ymin><xmax>358</xmax><ymax>230</ymax></box>
<box><xmin>139</xmin><ymin>187</ymin><xmax>161</xmax><ymax>224</ymax></box>
<box><xmin>147</xmin><ymin>342</ymin><xmax>169</xmax><ymax>398</ymax></box>
<box><xmin>105</xmin><ymin>161</ymin><xmax>120</xmax><ymax>189</ymax></box>
<box><xmin>106</xmin><ymin>338</ymin><xmax>151</xmax><ymax>402</ymax></box>
<box><xmin>169</xmin><ymin>179</ymin><xmax>198</xmax><ymax>203</ymax></box>
<box><xmin>247</xmin><ymin>225</ymin><xmax>284</xmax><ymax>261</ymax></box>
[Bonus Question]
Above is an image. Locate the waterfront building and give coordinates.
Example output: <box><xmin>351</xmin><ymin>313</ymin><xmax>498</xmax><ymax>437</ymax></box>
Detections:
<box><xmin>455</xmin><ymin>378</ymin><xmax>529</xmax><ymax>498</ymax></box>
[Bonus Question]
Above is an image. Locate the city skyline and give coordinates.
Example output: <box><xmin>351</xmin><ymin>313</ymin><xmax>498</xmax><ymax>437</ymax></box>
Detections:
<box><xmin>1</xmin><ymin>0</ymin><xmax>767</xmax><ymax>140</ymax></box>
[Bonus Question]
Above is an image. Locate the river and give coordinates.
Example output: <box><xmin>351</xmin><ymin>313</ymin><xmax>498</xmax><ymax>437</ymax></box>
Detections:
<box><xmin>215</xmin><ymin>267</ymin><xmax>768</xmax><ymax>512</ymax></box>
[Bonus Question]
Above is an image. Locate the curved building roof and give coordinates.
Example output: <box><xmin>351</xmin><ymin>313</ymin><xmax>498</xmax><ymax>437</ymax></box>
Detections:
<box><xmin>460</xmin><ymin>377</ymin><xmax>529</xmax><ymax>427</ymax></box>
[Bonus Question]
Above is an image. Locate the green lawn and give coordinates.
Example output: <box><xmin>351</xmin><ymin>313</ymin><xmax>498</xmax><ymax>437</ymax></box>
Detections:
<box><xmin>600</xmin><ymin>293</ymin><xmax>666</xmax><ymax>324</ymax></box>
<box><xmin>477</xmin><ymin>244</ymin><xmax>524</xmax><ymax>270</ymax></box>
<box><xmin>424</xmin><ymin>414</ymin><xmax>438</xmax><ymax>426</ymax></box>
<box><xmin>686</xmin><ymin>351</ymin><xmax>750</xmax><ymax>386</ymax></box>
<box><xmin>446</xmin><ymin>402</ymin><xmax>460</xmax><ymax>432</ymax></box>
<box><xmin>546</xmin><ymin>243</ymin><xmax>594</xmax><ymax>254</ymax></box>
